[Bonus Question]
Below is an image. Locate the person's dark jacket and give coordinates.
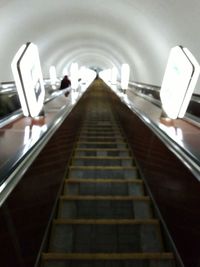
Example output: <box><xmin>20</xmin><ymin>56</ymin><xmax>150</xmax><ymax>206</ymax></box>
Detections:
<box><xmin>60</xmin><ymin>75</ymin><xmax>71</xmax><ymax>89</ymax></box>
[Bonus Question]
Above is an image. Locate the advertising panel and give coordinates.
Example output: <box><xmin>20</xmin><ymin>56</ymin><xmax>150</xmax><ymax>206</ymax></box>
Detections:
<box><xmin>11</xmin><ymin>42</ymin><xmax>45</xmax><ymax>117</ymax></box>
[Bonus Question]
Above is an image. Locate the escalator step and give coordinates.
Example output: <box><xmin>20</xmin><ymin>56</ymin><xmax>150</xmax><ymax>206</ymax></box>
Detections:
<box><xmin>81</xmin><ymin>123</ymin><xmax>119</xmax><ymax>127</ymax></box>
<box><xmin>71</xmin><ymin>156</ymin><xmax>133</xmax><ymax>166</ymax></box>
<box><xmin>80</xmin><ymin>128</ymin><xmax>122</xmax><ymax>132</ymax></box>
<box><xmin>68</xmin><ymin>166</ymin><xmax>138</xmax><ymax>179</ymax></box>
<box><xmin>58</xmin><ymin>196</ymin><xmax>152</xmax><ymax>219</ymax></box>
<box><xmin>64</xmin><ymin>179</ymin><xmax>144</xmax><ymax>196</ymax></box>
<box><xmin>79</xmin><ymin>133</ymin><xmax>123</xmax><ymax>137</ymax></box>
<box><xmin>78</xmin><ymin>137</ymin><xmax>125</xmax><ymax>142</ymax></box>
<box><xmin>79</xmin><ymin>131</ymin><xmax>122</xmax><ymax>136</ymax></box>
<box><xmin>76</xmin><ymin>142</ymin><xmax>128</xmax><ymax>149</ymax></box>
<box><xmin>74</xmin><ymin>148</ymin><xmax>131</xmax><ymax>157</ymax></box>
<box><xmin>81</xmin><ymin>123</ymin><xmax>120</xmax><ymax>127</ymax></box>
<box><xmin>42</xmin><ymin>252</ymin><xmax>175</xmax><ymax>267</ymax></box>
<box><xmin>65</xmin><ymin>178</ymin><xmax>142</xmax><ymax>183</ymax></box>
<box><xmin>49</xmin><ymin>219</ymin><xmax>163</xmax><ymax>253</ymax></box>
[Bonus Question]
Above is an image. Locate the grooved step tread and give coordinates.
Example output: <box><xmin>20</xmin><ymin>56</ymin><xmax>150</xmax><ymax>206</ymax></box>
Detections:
<box><xmin>60</xmin><ymin>196</ymin><xmax>150</xmax><ymax>201</ymax></box>
<box><xmin>71</xmin><ymin>156</ymin><xmax>134</xmax><ymax>167</ymax></box>
<box><xmin>80</xmin><ymin>129</ymin><xmax>122</xmax><ymax>132</ymax></box>
<box><xmin>80</xmin><ymin>128</ymin><xmax>121</xmax><ymax>131</ymax></box>
<box><xmin>69</xmin><ymin>166</ymin><xmax>137</xmax><ymax>170</ymax></box>
<box><xmin>74</xmin><ymin>148</ymin><xmax>131</xmax><ymax>152</ymax></box>
<box><xmin>81</xmin><ymin>124</ymin><xmax>120</xmax><ymax>127</ymax></box>
<box><xmin>81</xmin><ymin>121</ymin><xmax>118</xmax><ymax>123</ymax></box>
<box><xmin>78</xmin><ymin>138</ymin><xmax>125</xmax><ymax>142</ymax></box>
<box><xmin>79</xmin><ymin>134</ymin><xmax>123</xmax><ymax>137</ymax></box>
<box><xmin>77</xmin><ymin>141</ymin><xmax>127</xmax><ymax>144</ymax></box>
<box><xmin>65</xmin><ymin>178</ymin><xmax>143</xmax><ymax>184</ymax></box>
<box><xmin>81</xmin><ymin>126</ymin><xmax>121</xmax><ymax>129</ymax></box>
<box><xmin>76</xmin><ymin>141</ymin><xmax>127</xmax><ymax>144</ymax></box>
<box><xmin>53</xmin><ymin>219</ymin><xmax>159</xmax><ymax>225</ymax></box>
<box><xmin>78</xmin><ymin>136</ymin><xmax>124</xmax><ymax>139</ymax></box>
<box><xmin>81</xmin><ymin>126</ymin><xmax>120</xmax><ymax>129</ymax></box>
<box><xmin>72</xmin><ymin>156</ymin><xmax>132</xmax><ymax>160</ymax></box>
<box><xmin>79</xmin><ymin>131</ymin><xmax>122</xmax><ymax>135</ymax></box>
<box><xmin>42</xmin><ymin>252</ymin><xmax>174</xmax><ymax>260</ymax></box>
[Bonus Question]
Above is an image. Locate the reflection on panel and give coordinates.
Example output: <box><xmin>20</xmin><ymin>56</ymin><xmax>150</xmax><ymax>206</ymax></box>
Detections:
<box><xmin>0</xmin><ymin>93</ymin><xmax>21</xmax><ymax>119</ymax></box>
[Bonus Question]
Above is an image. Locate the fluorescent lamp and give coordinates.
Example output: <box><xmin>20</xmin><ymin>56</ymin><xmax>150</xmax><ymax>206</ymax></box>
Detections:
<box><xmin>99</xmin><ymin>69</ymin><xmax>112</xmax><ymax>83</ymax></box>
<box><xmin>160</xmin><ymin>46</ymin><xmax>200</xmax><ymax>119</ymax></box>
<box><xmin>70</xmin><ymin>63</ymin><xmax>79</xmax><ymax>89</ymax></box>
<box><xmin>49</xmin><ymin>65</ymin><xmax>57</xmax><ymax>85</ymax></box>
<box><xmin>11</xmin><ymin>42</ymin><xmax>45</xmax><ymax>117</ymax></box>
<box><xmin>79</xmin><ymin>66</ymin><xmax>96</xmax><ymax>84</ymax></box>
<box><xmin>62</xmin><ymin>66</ymin><xmax>68</xmax><ymax>76</ymax></box>
<box><xmin>111</xmin><ymin>67</ymin><xmax>117</xmax><ymax>84</ymax></box>
<box><xmin>121</xmin><ymin>64</ymin><xmax>130</xmax><ymax>89</ymax></box>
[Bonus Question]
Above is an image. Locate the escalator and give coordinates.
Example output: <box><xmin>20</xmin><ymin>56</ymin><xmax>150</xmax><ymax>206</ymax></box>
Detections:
<box><xmin>40</xmin><ymin>79</ymin><xmax>175</xmax><ymax>267</ymax></box>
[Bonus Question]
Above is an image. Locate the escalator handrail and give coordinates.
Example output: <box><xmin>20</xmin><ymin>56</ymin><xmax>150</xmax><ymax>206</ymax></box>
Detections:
<box><xmin>0</xmin><ymin>81</ymin><xmax>93</xmax><ymax>207</ymax></box>
<box><xmin>129</xmin><ymin>80</ymin><xmax>200</xmax><ymax>106</ymax></box>
<box><xmin>0</xmin><ymin>83</ymin><xmax>64</xmax><ymax>128</ymax></box>
<box><xmin>110</xmin><ymin>82</ymin><xmax>200</xmax><ymax>182</ymax></box>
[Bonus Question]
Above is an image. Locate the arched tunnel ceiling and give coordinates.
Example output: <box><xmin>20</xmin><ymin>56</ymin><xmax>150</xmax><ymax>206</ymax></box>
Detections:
<box><xmin>1</xmin><ymin>0</ymin><xmax>200</xmax><ymax>91</ymax></box>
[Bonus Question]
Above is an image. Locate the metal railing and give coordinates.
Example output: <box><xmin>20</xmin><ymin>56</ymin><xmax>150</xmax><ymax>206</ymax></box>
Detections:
<box><xmin>0</xmin><ymin>78</ymin><xmax>94</xmax><ymax>207</ymax></box>
<box><xmin>129</xmin><ymin>81</ymin><xmax>200</xmax><ymax>122</ymax></box>
<box><xmin>109</xmin><ymin>80</ymin><xmax>200</xmax><ymax>182</ymax></box>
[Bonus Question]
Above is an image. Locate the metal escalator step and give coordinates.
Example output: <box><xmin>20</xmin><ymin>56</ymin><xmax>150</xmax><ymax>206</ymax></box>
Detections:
<box><xmin>82</xmin><ymin>118</ymin><xmax>115</xmax><ymax>121</ymax></box>
<box><xmin>71</xmin><ymin>156</ymin><xmax>133</xmax><ymax>167</ymax></box>
<box><xmin>79</xmin><ymin>133</ymin><xmax>123</xmax><ymax>137</ymax></box>
<box><xmin>68</xmin><ymin>166</ymin><xmax>138</xmax><ymax>179</ymax></box>
<box><xmin>65</xmin><ymin>178</ymin><xmax>143</xmax><ymax>183</ymax></box>
<box><xmin>49</xmin><ymin>219</ymin><xmax>163</xmax><ymax>253</ymax></box>
<box><xmin>53</xmin><ymin>218</ymin><xmax>158</xmax><ymax>224</ymax></box>
<box><xmin>40</xmin><ymin>81</ymin><xmax>176</xmax><ymax>267</ymax></box>
<box><xmin>42</xmin><ymin>252</ymin><xmax>175</xmax><ymax>267</ymax></box>
<box><xmin>76</xmin><ymin>142</ymin><xmax>128</xmax><ymax>149</ymax></box>
<box><xmin>80</xmin><ymin>125</ymin><xmax>120</xmax><ymax>129</ymax></box>
<box><xmin>80</xmin><ymin>127</ymin><xmax>122</xmax><ymax>132</ymax></box>
<box><xmin>74</xmin><ymin>148</ymin><xmax>131</xmax><ymax>157</ymax></box>
<box><xmin>81</xmin><ymin>123</ymin><xmax>120</xmax><ymax>127</ymax></box>
<box><xmin>81</xmin><ymin>123</ymin><xmax>118</xmax><ymax>127</ymax></box>
<box><xmin>79</xmin><ymin>130</ymin><xmax>122</xmax><ymax>136</ymax></box>
<box><xmin>78</xmin><ymin>137</ymin><xmax>125</xmax><ymax>142</ymax></box>
<box><xmin>58</xmin><ymin>196</ymin><xmax>152</xmax><ymax>219</ymax></box>
<box><xmin>64</xmin><ymin>178</ymin><xmax>144</xmax><ymax>196</ymax></box>
<box><xmin>82</xmin><ymin>119</ymin><xmax>115</xmax><ymax>121</ymax></box>
<box><xmin>60</xmin><ymin>196</ymin><xmax>150</xmax><ymax>200</ymax></box>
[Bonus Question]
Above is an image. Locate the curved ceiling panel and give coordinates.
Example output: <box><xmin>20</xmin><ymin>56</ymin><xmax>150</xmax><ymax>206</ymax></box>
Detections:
<box><xmin>0</xmin><ymin>0</ymin><xmax>200</xmax><ymax>91</ymax></box>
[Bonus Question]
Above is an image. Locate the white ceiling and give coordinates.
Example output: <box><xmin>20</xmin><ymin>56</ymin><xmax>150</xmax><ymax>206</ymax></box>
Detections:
<box><xmin>1</xmin><ymin>0</ymin><xmax>200</xmax><ymax>91</ymax></box>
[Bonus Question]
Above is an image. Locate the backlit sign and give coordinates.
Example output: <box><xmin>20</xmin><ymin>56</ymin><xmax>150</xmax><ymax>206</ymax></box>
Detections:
<box><xmin>11</xmin><ymin>42</ymin><xmax>45</xmax><ymax>117</ymax></box>
<box><xmin>160</xmin><ymin>46</ymin><xmax>200</xmax><ymax>119</ymax></box>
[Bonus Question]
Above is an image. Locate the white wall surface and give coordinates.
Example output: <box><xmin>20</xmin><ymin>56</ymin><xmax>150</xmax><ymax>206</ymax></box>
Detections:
<box><xmin>1</xmin><ymin>0</ymin><xmax>200</xmax><ymax>92</ymax></box>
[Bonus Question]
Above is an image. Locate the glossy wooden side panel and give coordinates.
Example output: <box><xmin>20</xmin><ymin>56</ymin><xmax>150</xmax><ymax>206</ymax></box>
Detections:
<box><xmin>110</xmin><ymin>91</ymin><xmax>200</xmax><ymax>267</ymax></box>
<box><xmin>0</xmin><ymin>94</ymin><xmax>88</xmax><ymax>267</ymax></box>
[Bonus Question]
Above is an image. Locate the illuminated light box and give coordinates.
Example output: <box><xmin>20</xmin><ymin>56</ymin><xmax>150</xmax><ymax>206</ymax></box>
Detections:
<box><xmin>160</xmin><ymin>45</ymin><xmax>200</xmax><ymax>119</ymax></box>
<box><xmin>49</xmin><ymin>65</ymin><xmax>57</xmax><ymax>85</ymax></box>
<box><xmin>11</xmin><ymin>42</ymin><xmax>45</xmax><ymax>117</ymax></box>
<box><xmin>70</xmin><ymin>63</ymin><xmax>79</xmax><ymax>90</ymax></box>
